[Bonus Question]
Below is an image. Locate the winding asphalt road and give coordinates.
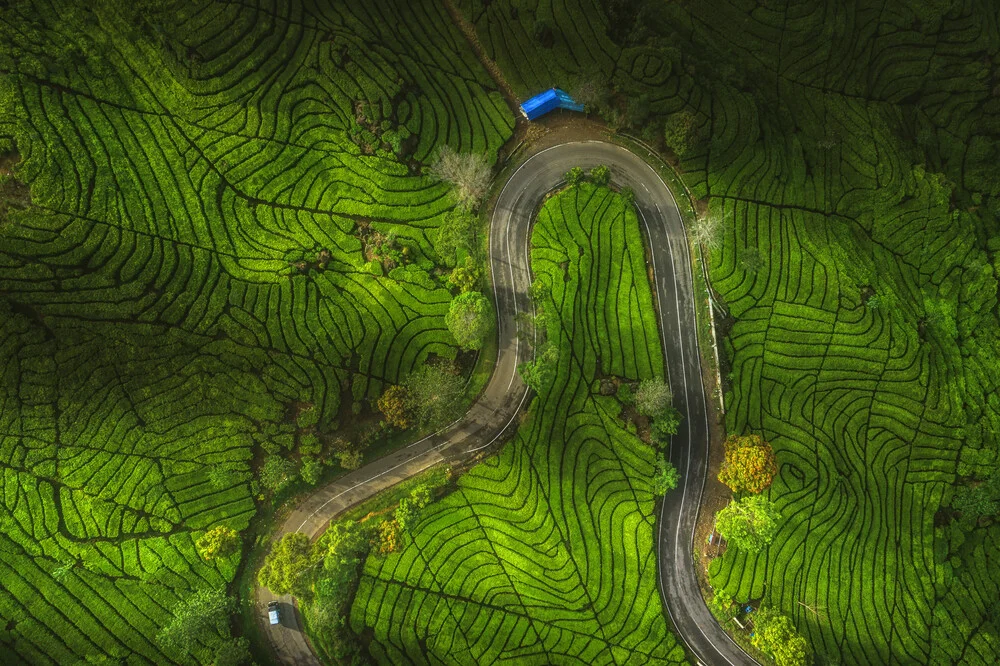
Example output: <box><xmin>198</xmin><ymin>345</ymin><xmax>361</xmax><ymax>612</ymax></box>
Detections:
<box><xmin>257</xmin><ymin>141</ymin><xmax>757</xmax><ymax>666</ymax></box>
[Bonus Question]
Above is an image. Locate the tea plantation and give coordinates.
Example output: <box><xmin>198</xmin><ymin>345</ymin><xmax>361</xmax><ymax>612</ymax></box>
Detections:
<box><xmin>458</xmin><ymin>0</ymin><xmax>1000</xmax><ymax>664</ymax></box>
<box><xmin>0</xmin><ymin>0</ymin><xmax>511</xmax><ymax>662</ymax></box>
<box><xmin>349</xmin><ymin>183</ymin><xmax>687</xmax><ymax>664</ymax></box>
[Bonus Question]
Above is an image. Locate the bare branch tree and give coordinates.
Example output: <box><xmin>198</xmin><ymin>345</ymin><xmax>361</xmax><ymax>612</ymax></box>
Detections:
<box><xmin>691</xmin><ymin>213</ymin><xmax>722</xmax><ymax>251</ymax></box>
<box><xmin>428</xmin><ymin>145</ymin><xmax>492</xmax><ymax>211</ymax></box>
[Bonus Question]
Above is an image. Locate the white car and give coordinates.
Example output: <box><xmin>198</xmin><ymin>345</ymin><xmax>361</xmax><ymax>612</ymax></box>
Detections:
<box><xmin>268</xmin><ymin>600</ymin><xmax>281</xmax><ymax>625</ymax></box>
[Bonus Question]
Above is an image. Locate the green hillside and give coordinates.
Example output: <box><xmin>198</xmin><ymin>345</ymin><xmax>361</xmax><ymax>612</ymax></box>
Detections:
<box><xmin>0</xmin><ymin>0</ymin><xmax>998</xmax><ymax>664</ymax></box>
<box><xmin>456</xmin><ymin>0</ymin><xmax>1000</xmax><ymax>663</ymax></box>
<box><xmin>349</xmin><ymin>183</ymin><xmax>686</xmax><ymax>664</ymax></box>
<box><xmin>0</xmin><ymin>0</ymin><xmax>511</xmax><ymax>662</ymax></box>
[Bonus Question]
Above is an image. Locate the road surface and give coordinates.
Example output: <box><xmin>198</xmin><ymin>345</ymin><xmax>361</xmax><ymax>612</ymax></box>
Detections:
<box><xmin>256</xmin><ymin>141</ymin><xmax>758</xmax><ymax>666</ymax></box>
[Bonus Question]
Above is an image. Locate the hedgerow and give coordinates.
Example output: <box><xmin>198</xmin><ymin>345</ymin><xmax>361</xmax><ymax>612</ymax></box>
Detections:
<box><xmin>350</xmin><ymin>184</ymin><xmax>686</xmax><ymax>664</ymax></box>
<box><xmin>0</xmin><ymin>0</ymin><xmax>512</xmax><ymax>661</ymax></box>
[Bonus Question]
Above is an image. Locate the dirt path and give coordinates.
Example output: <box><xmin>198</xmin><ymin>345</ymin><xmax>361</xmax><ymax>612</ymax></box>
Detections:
<box><xmin>441</xmin><ymin>0</ymin><xmax>523</xmax><ymax>121</ymax></box>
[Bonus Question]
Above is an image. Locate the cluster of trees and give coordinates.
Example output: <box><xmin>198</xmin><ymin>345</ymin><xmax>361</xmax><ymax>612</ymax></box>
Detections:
<box><xmin>427</xmin><ymin>148</ymin><xmax>496</xmax><ymax>353</ymax></box>
<box><xmin>708</xmin><ymin>593</ymin><xmax>812</xmax><ymax>665</ymax></box>
<box><xmin>616</xmin><ymin>377</ymin><xmax>682</xmax><ymax>494</ymax></box>
<box><xmin>564</xmin><ymin>164</ymin><xmax>612</xmax><ymax>188</ymax></box>
<box><xmin>713</xmin><ymin>434</ymin><xmax>782</xmax><ymax>554</ymax></box>
<box><xmin>718</xmin><ymin>434</ymin><xmax>778</xmax><ymax>494</ymax></box>
<box><xmin>377</xmin><ymin>362</ymin><xmax>466</xmax><ymax>431</ymax></box>
<box><xmin>259</xmin><ymin>483</ymin><xmax>436</xmax><ymax>602</ymax></box>
<box><xmin>751</xmin><ymin>607</ymin><xmax>812</xmax><ymax>666</ymax></box>
<box><xmin>517</xmin><ymin>278</ymin><xmax>559</xmax><ymax>393</ymax></box>
<box><xmin>155</xmin><ymin>588</ymin><xmax>250</xmax><ymax>665</ymax></box>
<box><xmin>619</xmin><ymin>377</ymin><xmax>683</xmax><ymax>444</ymax></box>
<box><xmin>568</xmin><ymin>71</ymin><xmax>705</xmax><ymax>158</ymax></box>
<box><xmin>446</xmin><ymin>290</ymin><xmax>494</xmax><ymax>350</ymax></box>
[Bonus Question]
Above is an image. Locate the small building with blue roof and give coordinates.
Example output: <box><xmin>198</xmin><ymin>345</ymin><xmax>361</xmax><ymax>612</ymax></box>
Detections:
<box><xmin>519</xmin><ymin>88</ymin><xmax>585</xmax><ymax>120</ymax></box>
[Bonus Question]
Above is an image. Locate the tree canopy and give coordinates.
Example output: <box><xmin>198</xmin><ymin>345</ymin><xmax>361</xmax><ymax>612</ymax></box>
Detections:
<box><xmin>428</xmin><ymin>146</ymin><xmax>491</xmax><ymax>210</ymax></box>
<box><xmin>377</xmin><ymin>384</ymin><xmax>410</xmax><ymax>429</ymax></box>
<box><xmin>155</xmin><ymin>587</ymin><xmax>233</xmax><ymax>654</ymax></box>
<box><xmin>634</xmin><ymin>377</ymin><xmax>672</xmax><ymax>417</ymax></box>
<box><xmin>718</xmin><ymin>434</ymin><xmax>779</xmax><ymax>494</ymax></box>
<box><xmin>258</xmin><ymin>532</ymin><xmax>321</xmax><ymax>598</ymax></box>
<box><xmin>445</xmin><ymin>290</ymin><xmax>494</xmax><ymax>350</ymax></box>
<box><xmin>195</xmin><ymin>525</ymin><xmax>239</xmax><ymax>561</ymax></box>
<box><xmin>402</xmin><ymin>363</ymin><xmax>465</xmax><ymax>428</ymax></box>
<box><xmin>751</xmin><ymin>607</ymin><xmax>813</xmax><ymax>666</ymax></box>
<box><xmin>652</xmin><ymin>454</ymin><xmax>681</xmax><ymax>495</ymax></box>
<box><xmin>518</xmin><ymin>341</ymin><xmax>558</xmax><ymax>392</ymax></box>
<box><xmin>716</xmin><ymin>494</ymin><xmax>781</xmax><ymax>553</ymax></box>
<box><xmin>433</xmin><ymin>207</ymin><xmax>477</xmax><ymax>267</ymax></box>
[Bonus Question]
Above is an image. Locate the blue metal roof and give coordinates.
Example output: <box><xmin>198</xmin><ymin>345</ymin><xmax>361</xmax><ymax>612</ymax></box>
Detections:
<box><xmin>520</xmin><ymin>88</ymin><xmax>585</xmax><ymax>120</ymax></box>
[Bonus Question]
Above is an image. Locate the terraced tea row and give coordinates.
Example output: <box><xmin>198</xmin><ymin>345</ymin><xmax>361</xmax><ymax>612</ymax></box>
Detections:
<box><xmin>0</xmin><ymin>0</ymin><xmax>512</xmax><ymax>662</ymax></box>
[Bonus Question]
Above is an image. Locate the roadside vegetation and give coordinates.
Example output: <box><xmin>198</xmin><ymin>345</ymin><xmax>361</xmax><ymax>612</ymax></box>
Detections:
<box><xmin>347</xmin><ymin>183</ymin><xmax>686</xmax><ymax>662</ymax></box>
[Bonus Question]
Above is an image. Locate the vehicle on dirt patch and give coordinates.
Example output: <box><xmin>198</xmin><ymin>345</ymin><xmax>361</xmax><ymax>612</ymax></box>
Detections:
<box><xmin>268</xmin><ymin>601</ymin><xmax>281</xmax><ymax>626</ymax></box>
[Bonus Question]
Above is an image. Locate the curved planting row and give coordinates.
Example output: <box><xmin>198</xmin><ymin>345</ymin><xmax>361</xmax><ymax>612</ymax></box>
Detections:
<box><xmin>349</xmin><ymin>184</ymin><xmax>686</xmax><ymax>664</ymax></box>
<box><xmin>0</xmin><ymin>0</ymin><xmax>512</xmax><ymax>662</ymax></box>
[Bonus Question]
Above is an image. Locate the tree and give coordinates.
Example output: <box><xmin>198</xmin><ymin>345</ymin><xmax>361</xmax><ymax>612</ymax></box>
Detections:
<box><xmin>570</xmin><ymin>75</ymin><xmax>611</xmax><ymax>114</ymax></box>
<box><xmin>634</xmin><ymin>378</ymin><xmax>672</xmax><ymax>417</ymax></box>
<box><xmin>447</xmin><ymin>257</ymin><xmax>481</xmax><ymax>293</ymax></box>
<box><xmin>212</xmin><ymin>637</ymin><xmax>251</xmax><ymax>666</ymax></box>
<box><xmin>692</xmin><ymin>214</ymin><xmax>722</xmax><ymax>251</ymax></box>
<box><xmin>196</xmin><ymin>525</ymin><xmax>239</xmax><ymax>560</ymax></box>
<box><xmin>403</xmin><ymin>363</ymin><xmax>465</xmax><ymax>428</ymax></box>
<box><xmin>625</xmin><ymin>93</ymin><xmax>651</xmax><ymax>128</ymax></box>
<box><xmin>446</xmin><ymin>290</ymin><xmax>494</xmax><ymax>350</ymax></box>
<box><xmin>209</xmin><ymin>463</ymin><xmax>247</xmax><ymax>490</ymax></box>
<box><xmin>156</xmin><ymin>588</ymin><xmax>233</xmax><ymax>653</ymax></box>
<box><xmin>300</xmin><ymin>455</ymin><xmax>323</xmax><ymax>485</ymax></box>
<box><xmin>395</xmin><ymin>497</ymin><xmax>417</xmax><ymax>532</ymax></box>
<box><xmin>432</xmin><ymin>207</ymin><xmax>476</xmax><ymax>266</ymax></box>
<box><xmin>620</xmin><ymin>186</ymin><xmax>635</xmax><ymax>207</ymax></box>
<box><xmin>716</xmin><ymin>495</ymin><xmax>782</xmax><ymax>553</ymax></box>
<box><xmin>718</xmin><ymin>434</ymin><xmax>779</xmax><ymax>494</ymax></box>
<box><xmin>590</xmin><ymin>164</ymin><xmax>611</xmax><ymax>186</ymax></box>
<box><xmin>518</xmin><ymin>341</ymin><xmax>558</xmax><ymax>392</ymax></box>
<box><xmin>663</xmin><ymin>110</ymin><xmax>701</xmax><ymax>158</ymax></box>
<box><xmin>650</xmin><ymin>407</ymin><xmax>682</xmax><ymax>443</ymax></box>
<box><xmin>258</xmin><ymin>532</ymin><xmax>321</xmax><ymax>598</ymax></box>
<box><xmin>952</xmin><ymin>473</ymin><xmax>1000</xmax><ymax>528</ymax></box>
<box><xmin>259</xmin><ymin>455</ymin><xmax>297</xmax><ymax>492</ymax></box>
<box><xmin>409</xmin><ymin>484</ymin><xmax>432</xmax><ymax>509</ymax></box>
<box><xmin>652</xmin><ymin>454</ymin><xmax>680</xmax><ymax>495</ymax></box>
<box><xmin>709</xmin><ymin>588</ymin><xmax>738</xmax><ymax>622</ymax></box>
<box><xmin>751</xmin><ymin>607</ymin><xmax>813</xmax><ymax>666</ymax></box>
<box><xmin>323</xmin><ymin>520</ymin><xmax>367</xmax><ymax>567</ymax></box>
<box><xmin>529</xmin><ymin>277</ymin><xmax>551</xmax><ymax>303</ymax></box>
<box><xmin>428</xmin><ymin>145</ymin><xmax>492</xmax><ymax>210</ymax></box>
<box><xmin>375</xmin><ymin>519</ymin><xmax>402</xmax><ymax>554</ymax></box>
<box><xmin>377</xmin><ymin>384</ymin><xmax>410</xmax><ymax>429</ymax></box>
<box><xmin>51</xmin><ymin>558</ymin><xmax>77</xmax><ymax>580</ymax></box>
<box><xmin>336</xmin><ymin>449</ymin><xmax>364</xmax><ymax>470</ymax></box>
<box><xmin>533</xmin><ymin>18</ymin><xmax>554</xmax><ymax>47</ymax></box>
<box><xmin>739</xmin><ymin>246</ymin><xmax>764</xmax><ymax>274</ymax></box>
<box><xmin>565</xmin><ymin>166</ymin><xmax>585</xmax><ymax>186</ymax></box>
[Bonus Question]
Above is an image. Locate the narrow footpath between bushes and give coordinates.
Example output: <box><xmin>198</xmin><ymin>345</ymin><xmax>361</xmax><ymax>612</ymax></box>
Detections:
<box><xmin>256</xmin><ymin>140</ymin><xmax>759</xmax><ymax>666</ymax></box>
